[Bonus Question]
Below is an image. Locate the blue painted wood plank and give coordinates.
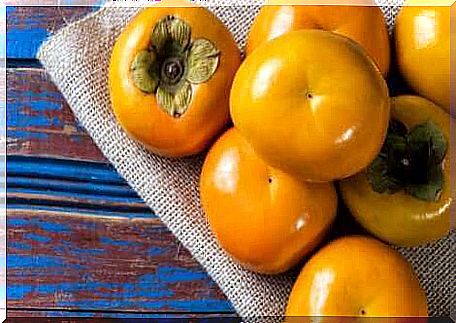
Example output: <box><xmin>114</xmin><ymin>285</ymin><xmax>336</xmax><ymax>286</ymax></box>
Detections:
<box><xmin>7</xmin><ymin>156</ymin><xmax>155</xmax><ymax>218</ymax></box>
<box><xmin>8</xmin><ymin>176</ymin><xmax>138</xmax><ymax>198</ymax></box>
<box><xmin>8</xmin><ymin>187</ymin><xmax>144</xmax><ymax>205</ymax></box>
<box><xmin>8</xmin><ymin>203</ymin><xmax>153</xmax><ymax>219</ymax></box>
<box><xmin>6</xmin><ymin>6</ymin><xmax>99</xmax><ymax>60</ymax></box>
<box><xmin>7</xmin><ymin>68</ymin><xmax>107</xmax><ymax>161</ymax></box>
<box><xmin>7</xmin><ymin>210</ymin><xmax>233</xmax><ymax>313</ymax></box>
<box><xmin>8</xmin><ymin>186</ymin><xmax>145</xmax><ymax>206</ymax></box>
<box><xmin>8</xmin><ymin>310</ymin><xmax>239</xmax><ymax>319</ymax></box>
<box><xmin>7</xmin><ymin>156</ymin><xmax>123</xmax><ymax>184</ymax></box>
<box><xmin>4</xmin><ymin>7</ymin><xmax>233</xmax><ymax>316</ymax></box>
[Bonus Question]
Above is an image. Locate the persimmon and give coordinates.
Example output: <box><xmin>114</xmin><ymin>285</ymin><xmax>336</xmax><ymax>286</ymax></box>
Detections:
<box><xmin>340</xmin><ymin>96</ymin><xmax>452</xmax><ymax>246</ymax></box>
<box><xmin>231</xmin><ymin>30</ymin><xmax>390</xmax><ymax>182</ymax></box>
<box><xmin>200</xmin><ymin>128</ymin><xmax>337</xmax><ymax>274</ymax></box>
<box><xmin>109</xmin><ymin>7</ymin><xmax>240</xmax><ymax>157</ymax></box>
<box><xmin>286</xmin><ymin>236</ymin><xmax>428</xmax><ymax>321</ymax></box>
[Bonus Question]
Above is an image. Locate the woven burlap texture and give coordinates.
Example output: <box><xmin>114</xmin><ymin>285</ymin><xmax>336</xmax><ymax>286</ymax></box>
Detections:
<box><xmin>38</xmin><ymin>1</ymin><xmax>454</xmax><ymax>320</ymax></box>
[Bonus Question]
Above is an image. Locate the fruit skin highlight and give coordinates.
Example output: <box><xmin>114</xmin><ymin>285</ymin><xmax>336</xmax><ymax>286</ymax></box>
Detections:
<box><xmin>109</xmin><ymin>7</ymin><xmax>241</xmax><ymax>157</ymax></box>
<box><xmin>395</xmin><ymin>4</ymin><xmax>451</xmax><ymax>114</ymax></box>
<box><xmin>231</xmin><ymin>30</ymin><xmax>390</xmax><ymax>182</ymax></box>
<box><xmin>286</xmin><ymin>236</ymin><xmax>428</xmax><ymax>321</ymax></box>
<box><xmin>200</xmin><ymin>128</ymin><xmax>337</xmax><ymax>274</ymax></box>
<box><xmin>247</xmin><ymin>5</ymin><xmax>390</xmax><ymax>77</ymax></box>
<box><xmin>340</xmin><ymin>96</ymin><xmax>452</xmax><ymax>247</ymax></box>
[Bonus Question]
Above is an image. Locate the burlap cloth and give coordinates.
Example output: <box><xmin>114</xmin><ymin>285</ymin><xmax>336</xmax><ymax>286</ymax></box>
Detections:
<box><xmin>37</xmin><ymin>1</ymin><xmax>454</xmax><ymax>320</ymax></box>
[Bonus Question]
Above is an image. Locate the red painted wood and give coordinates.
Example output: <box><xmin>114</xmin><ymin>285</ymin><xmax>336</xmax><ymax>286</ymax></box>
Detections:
<box><xmin>5</xmin><ymin>1</ymin><xmax>98</xmax><ymax>5</ymax></box>
<box><xmin>7</xmin><ymin>68</ymin><xmax>107</xmax><ymax>162</ymax></box>
<box><xmin>6</xmin><ymin>7</ymin><xmax>234</xmax><ymax>316</ymax></box>
<box><xmin>6</xmin><ymin>68</ymin><xmax>233</xmax><ymax>313</ymax></box>
<box><xmin>7</xmin><ymin>209</ymin><xmax>229</xmax><ymax>312</ymax></box>
<box><xmin>7</xmin><ymin>310</ymin><xmax>237</xmax><ymax>319</ymax></box>
<box><xmin>7</xmin><ymin>316</ymin><xmax>113</xmax><ymax>323</ymax></box>
<box><xmin>7</xmin><ymin>6</ymin><xmax>96</xmax><ymax>59</ymax></box>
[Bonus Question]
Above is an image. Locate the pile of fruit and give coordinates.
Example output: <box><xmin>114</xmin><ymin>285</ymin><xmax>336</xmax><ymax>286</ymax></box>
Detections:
<box><xmin>109</xmin><ymin>1</ymin><xmax>452</xmax><ymax>318</ymax></box>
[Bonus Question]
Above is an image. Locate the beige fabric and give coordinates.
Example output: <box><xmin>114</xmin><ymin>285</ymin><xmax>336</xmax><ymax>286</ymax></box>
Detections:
<box><xmin>38</xmin><ymin>2</ymin><xmax>453</xmax><ymax>320</ymax></box>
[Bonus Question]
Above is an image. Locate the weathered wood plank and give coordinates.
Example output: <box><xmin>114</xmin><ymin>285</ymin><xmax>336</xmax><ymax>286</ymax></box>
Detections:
<box><xmin>5</xmin><ymin>67</ymin><xmax>233</xmax><ymax>314</ymax></box>
<box><xmin>7</xmin><ymin>209</ymin><xmax>232</xmax><ymax>313</ymax></box>
<box><xmin>6</xmin><ymin>6</ymin><xmax>98</xmax><ymax>60</ymax></box>
<box><xmin>6</xmin><ymin>156</ymin><xmax>232</xmax><ymax>311</ymax></box>
<box><xmin>8</xmin><ymin>310</ymin><xmax>238</xmax><ymax>319</ymax></box>
<box><xmin>7</xmin><ymin>68</ymin><xmax>107</xmax><ymax>162</ymax></box>
<box><xmin>6</xmin><ymin>1</ymin><xmax>102</xmax><ymax>5</ymax></box>
<box><xmin>8</xmin><ymin>156</ymin><xmax>121</xmax><ymax>184</ymax></box>
<box><xmin>7</xmin><ymin>156</ymin><xmax>152</xmax><ymax>217</ymax></box>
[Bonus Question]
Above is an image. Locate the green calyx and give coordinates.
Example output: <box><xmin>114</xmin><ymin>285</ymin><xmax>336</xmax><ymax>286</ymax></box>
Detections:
<box><xmin>130</xmin><ymin>15</ymin><xmax>221</xmax><ymax>118</ymax></box>
<box><xmin>367</xmin><ymin>119</ymin><xmax>447</xmax><ymax>202</ymax></box>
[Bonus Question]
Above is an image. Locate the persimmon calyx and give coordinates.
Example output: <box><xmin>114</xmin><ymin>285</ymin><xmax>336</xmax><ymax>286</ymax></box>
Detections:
<box><xmin>130</xmin><ymin>15</ymin><xmax>220</xmax><ymax>118</ymax></box>
<box><xmin>367</xmin><ymin>119</ymin><xmax>447</xmax><ymax>202</ymax></box>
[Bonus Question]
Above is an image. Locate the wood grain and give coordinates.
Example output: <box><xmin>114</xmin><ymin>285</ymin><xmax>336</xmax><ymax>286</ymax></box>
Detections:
<box><xmin>7</xmin><ymin>208</ymin><xmax>231</xmax><ymax>313</ymax></box>
<box><xmin>5</xmin><ymin>1</ymin><xmax>101</xmax><ymax>5</ymax></box>
<box><xmin>7</xmin><ymin>310</ymin><xmax>238</xmax><ymax>320</ymax></box>
<box><xmin>6</xmin><ymin>64</ymin><xmax>232</xmax><ymax>315</ymax></box>
<box><xmin>6</xmin><ymin>6</ymin><xmax>234</xmax><ymax>317</ymax></box>
<box><xmin>7</xmin><ymin>68</ymin><xmax>107</xmax><ymax>162</ymax></box>
<box><xmin>6</xmin><ymin>6</ymin><xmax>97</xmax><ymax>60</ymax></box>
<box><xmin>7</xmin><ymin>156</ymin><xmax>152</xmax><ymax>217</ymax></box>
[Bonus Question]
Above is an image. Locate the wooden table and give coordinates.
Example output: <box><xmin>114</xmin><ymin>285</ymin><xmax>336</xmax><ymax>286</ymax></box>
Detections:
<box><xmin>7</xmin><ymin>6</ymin><xmax>234</xmax><ymax>318</ymax></box>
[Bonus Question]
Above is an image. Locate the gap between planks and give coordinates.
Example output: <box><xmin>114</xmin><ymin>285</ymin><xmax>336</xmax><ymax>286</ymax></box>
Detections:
<box><xmin>7</xmin><ymin>208</ymin><xmax>158</xmax><ymax>223</ymax></box>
